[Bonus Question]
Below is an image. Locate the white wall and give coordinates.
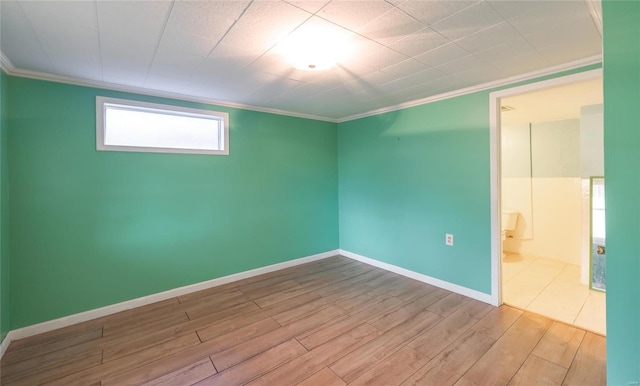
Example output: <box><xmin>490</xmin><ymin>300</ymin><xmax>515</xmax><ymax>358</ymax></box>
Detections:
<box><xmin>503</xmin><ymin>178</ymin><xmax>582</xmax><ymax>264</ymax></box>
<box><xmin>502</xmin><ymin>119</ymin><xmax>582</xmax><ymax>265</ymax></box>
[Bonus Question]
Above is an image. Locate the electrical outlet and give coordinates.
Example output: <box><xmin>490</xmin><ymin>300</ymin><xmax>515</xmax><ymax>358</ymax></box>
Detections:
<box><xmin>445</xmin><ymin>233</ymin><xmax>454</xmax><ymax>246</ymax></box>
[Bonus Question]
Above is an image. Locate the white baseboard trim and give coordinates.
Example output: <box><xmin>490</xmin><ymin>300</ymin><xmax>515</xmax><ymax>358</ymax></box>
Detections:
<box><xmin>4</xmin><ymin>249</ymin><xmax>338</xmax><ymax>346</ymax></box>
<box><xmin>339</xmin><ymin>249</ymin><xmax>493</xmax><ymax>305</ymax></box>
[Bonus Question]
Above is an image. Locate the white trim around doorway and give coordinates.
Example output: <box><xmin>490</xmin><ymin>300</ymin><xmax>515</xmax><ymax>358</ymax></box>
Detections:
<box><xmin>488</xmin><ymin>68</ymin><xmax>603</xmax><ymax>306</ymax></box>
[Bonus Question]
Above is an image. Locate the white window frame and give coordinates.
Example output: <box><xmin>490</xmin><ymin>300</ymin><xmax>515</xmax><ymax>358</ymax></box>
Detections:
<box><xmin>96</xmin><ymin>96</ymin><xmax>229</xmax><ymax>155</ymax></box>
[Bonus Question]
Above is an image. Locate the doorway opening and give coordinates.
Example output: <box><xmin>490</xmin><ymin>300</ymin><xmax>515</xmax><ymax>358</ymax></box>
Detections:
<box><xmin>489</xmin><ymin>69</ymin><xmax>605</xmax><ymax>335</ymax></box>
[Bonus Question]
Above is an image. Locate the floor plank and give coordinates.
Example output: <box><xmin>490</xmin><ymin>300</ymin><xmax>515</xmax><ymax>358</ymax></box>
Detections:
<box><xmin>141</xmin><ymin>358</ymin><xmax>216</xmax><ymax>386</ymax></box>
<box><xmin>457</xmin><ymin>312</ymin><xmax>552</xmax><ymax>385</ymax></box>
<box><xmin>533</xmin><ymin>321</ymin><xmax>586</xmax><ymax>369</ymax></box>
<box><xmin>407</xmin><ymin>299</ymin><xmax>492</xmax><ymax>361</ymax></box>
<box><xmin>509</xmin><ymin>355</ymin><xmax>567</xmax><ymax>386</ymax></box>
<box><xmin>296</xmin><ymin>367</ymin><xmax>346</xmax><ymax>386</ymax></box>
<box><xmin>247</xmin><ymin>323</ymin><xmax>379</xmax><ymax>386</ymax></box>
<box><xmin>402</xmin><ymin>329</ymin><xmax>498</xmax><ymax>386</ymax></box>
<box><xmin>210</xmin><ymin>305</ymin><xmax>347</xmax><ymax>371</ymax></box>
<box><xmin>0</xmin><ymin>256</ymin><xmax>606</xmax><ymax>386</ymax></box>
<box><xmin>349</xmin><ymin>345</ymin><xmax>428</xmax><ymax>386</ymax></box>
<box><xmin>563</xmin><ymin>332</ymin><xmax>606</xmax><ymax>385</ymax></box>
<box><xmin>329</xmin><ymin>309</ymin><xmax>442</xmax><ymax>383</ymax></box>
<box><xmin>194</xmin><ymin>339</ymin><xmax>307</xmax><ymax>385</ymax></box>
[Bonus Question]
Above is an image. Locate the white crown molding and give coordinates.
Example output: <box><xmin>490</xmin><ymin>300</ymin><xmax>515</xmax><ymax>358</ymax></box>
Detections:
<box><xmin>2</xmin><ymin>49</ymin><xmax>601</xmax><ymax>125</ymax></box>
<box><xmin>0</xmin><ymin>51</ymin><xmax>16</xmax><ymax>73</ymax></box>
<box><xmin>339</xmin><ymin>249</ymin><xmax>494</xmax><ymax>305</ymax></box>
<box><xmin>338</xmin><ymin>55</ymin><xmax>603</xmax><ymax>123</ymax></box>
<box><xmin>0</xmin><ymin>59</ymin><xmax>338</xmax><ymax>123</ymax></box>
<box><xmin>1</xmin><ymin>249</ymin><xmax>338</xmax><ymax>348</ymax></box>
<box><xmin>585</xmin><ymin>0</ymin><xmax>603</xmax><ymax>37</ymax></box>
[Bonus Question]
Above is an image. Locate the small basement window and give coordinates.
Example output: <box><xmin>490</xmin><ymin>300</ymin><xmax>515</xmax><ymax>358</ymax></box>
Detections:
<box><xmin>96</xmin><ymin>96</ymin><xmax>229</xmax><ymax>155</ymax></box>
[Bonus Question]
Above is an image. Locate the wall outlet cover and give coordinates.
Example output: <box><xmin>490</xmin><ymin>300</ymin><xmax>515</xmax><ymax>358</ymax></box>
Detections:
<box><xmin>446</xmin><ymin>233</ymin><xmax>454</xmax><ymax>246</ymax></box>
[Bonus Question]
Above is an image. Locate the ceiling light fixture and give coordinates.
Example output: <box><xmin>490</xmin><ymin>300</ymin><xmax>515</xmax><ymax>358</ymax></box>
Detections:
<box><xmin>278</xmin><ymin>26</ymin><xmax>351</xmax><ymax>72</ymax></box>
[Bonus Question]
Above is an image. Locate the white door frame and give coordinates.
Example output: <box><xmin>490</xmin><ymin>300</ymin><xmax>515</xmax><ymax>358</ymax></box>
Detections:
<box><xmin>488</xmin><ymin>68</ymin><xmax>603</xmax><ymax>306</ymax></box>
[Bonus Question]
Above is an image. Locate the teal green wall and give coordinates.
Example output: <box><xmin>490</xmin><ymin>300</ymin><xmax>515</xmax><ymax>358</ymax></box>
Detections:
<box><xmin>338</xmin><ymin>94</ymin><xmax>492</xmax><ymax>293</ymax></box>
<box><xmin>337</xmin><ymin>66</ymin><xmax>600</xmax><ymax>295</ymax></box>
<box><xmin>603</xmin><ymin>1</ymin><xmax>640</xmax><ymax>383</ymax></box>
<box><xmin>1</xmin><ymin>71</ymin><xmax>9</xmax><ymax>341</ymax></box>
<box><xmin>8</xmin><ymin>77</ymin><xmax>338</xmax><ymax>328</ymax></box>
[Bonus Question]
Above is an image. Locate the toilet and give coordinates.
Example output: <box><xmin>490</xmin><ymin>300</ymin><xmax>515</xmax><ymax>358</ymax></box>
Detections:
<box><xmin>502</xmin><ymin>209</ymin><xmax>519</xmax><ymax>255</ymax></box>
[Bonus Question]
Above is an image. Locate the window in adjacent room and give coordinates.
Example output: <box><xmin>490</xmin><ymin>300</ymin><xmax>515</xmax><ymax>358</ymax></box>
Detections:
<box><xmin>96</xmin><ymin>96</ymin><xmax>229</xmax><ymax>155</ymax></box>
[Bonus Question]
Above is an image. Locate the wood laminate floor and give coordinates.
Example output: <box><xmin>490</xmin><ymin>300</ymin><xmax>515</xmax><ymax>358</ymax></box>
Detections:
<box><xmin>0</xmin><ymin>255</ymin><xmax>606</xmax><ymax>385</ymax></box>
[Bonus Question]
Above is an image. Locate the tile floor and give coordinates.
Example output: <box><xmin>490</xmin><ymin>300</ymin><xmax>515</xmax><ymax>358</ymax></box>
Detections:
<box><xmin>502</xmin><ymin>253</ymin><xmax>606</xmax><ymax>336</ymax></box>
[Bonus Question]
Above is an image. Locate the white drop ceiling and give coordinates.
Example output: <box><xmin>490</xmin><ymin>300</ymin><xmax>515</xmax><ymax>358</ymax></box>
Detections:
<box><xmin>0</xmin><ymin>0</ymin><xmax>603</xmax><ymax>121</ymax></box>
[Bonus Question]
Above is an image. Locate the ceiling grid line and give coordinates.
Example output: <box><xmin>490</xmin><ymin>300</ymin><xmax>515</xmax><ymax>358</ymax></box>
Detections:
<box><xmin>483</xmin><ymin>1</ymin><xmax>550</xmax><ymax>68</ymax></box>
<box><xmin>95</xmin><ymin>0</ymin><xmax>104</xmax><ymax>82</ymax></box>
<box><xmin>204</xmin><ymin>0</ymin><xmax>256</xmax><ymax>59</ymax></box>
<box><xmin>14</xmin><ymin>1</ymin><xmax>56</xmax><ymax>74</ymax></box>
<box><xmin>143</xmin><ymin>0</ymin><xmax>176</xmax><ymax>86</ymax></box>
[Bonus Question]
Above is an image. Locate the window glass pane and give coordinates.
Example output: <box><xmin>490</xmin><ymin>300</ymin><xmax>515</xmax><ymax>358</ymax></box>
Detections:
<box><xmin>104</xmin><ymin>106</ymin><xmax>221</xmax><ymax>151</ymax></box>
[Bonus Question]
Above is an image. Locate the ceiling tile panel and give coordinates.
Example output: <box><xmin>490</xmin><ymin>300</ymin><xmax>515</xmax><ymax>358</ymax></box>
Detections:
<box><xmin>390</xmin><ymin>27</ymin><xmax>449</xmax><ymax>57</ymax></box>
<box><xmin>191</xmin><ymin>56</ymin><xmax>251</xmax><ymax>83</ymax></box>
<box><xmin>149</xmin><ymin>52</ymin><xmax>204</xmax><ymax>79</ymax></box>
<box><xmin>0</xmin><ymin>1</ymin><xmax>53</xmax><ymax>72</ymax></box>
<box><xmin>48</xmin><ymin>56</ymin><xmax>103</xmax><ymax>80</ymax></box>
<box><xmin>359</xmin><ymin>6</ymin><xmax>425</xmax><ymax>44</ymax></box>
<box><xmin>207</xmin><ymin>43</ymin><xmax>261</xmax><ymax>68</ymax></box>
<box><xmin>18</xmin><ymin>0</ymin><xmax>98</xmax><ymax>31</ymax></box>
<box><xmin>248</xmin><ymin>50</ymin><xmax>321</xmax><ymax>82</ymax></box>
<box><xmin>219</xmin><ymin>1</ymin><xmax>311</xmax><ymax>55</ymax></box>
<box><xmin>489</xmin><ymin>0</ymin><xmax>591</xmax><ymax>37</ymax></box>
<box><xmin>278</xmin><ymin>82</ymin><xmax>331</xmax><ymax>100</ymax></box>
<box><xmin>454</xmin><ymin>21</ymin><xmax>525</xmax><ymax>54</ymax></box>
<box><xmin>97</xmin><ymin>1</ymin><xmax>173</xmax><ymax>83</ymax></box>
<box><xmin>143</xmin><ymin>73</ymin><xmax>194</xmax><ymax>94</ymax></box>
<box><xmin>285</xmin><ymin>0</ymin><xmax>331</xmax><ymax>14</ymax></box>
<box><xmin>379</xmin><ymin>67</ymin><xmax>447</xmax><ymax>92</ymax></box>
<box><xmin>380</xmin><ymin>58</ymin><xmax>432</xmax><ymax>78</ymax></box>
<box><xmin>100</xmin><ymin>35</ymin><xmax>156</xmax><ymax>71</ymax></box>
<box><xmin>318</xmin><ymin>1</ymin><xmax>395</xmax><ymax>32</ymax></box>
<box><xmin>244</xmin><ymin>77</ymin><xmax>305</xmax><ymax>101</ymax></box>
<box><xmin>494</xmin><ymin>53</ymin><xmax>550</xmax><ymax>78</ymax></box>
<box><xmin>156</xmin><ymin>31</ymin><xmax>217</xmax><ymax>59</ymax></box>
<box><xmin>431</xmin><ymin>1</ymin><xmax>504</xmax><ymax>41</ymax></box>
<box><xmin>31</xmin><ymin>22</ymin><xmax>101</xmax><ymax>65</ymax></box>
<box><xmin>414</xmin><ymin>43</ymin><xmax>469</xmax><ymax>67</ymax></box>
<box><xmin>97</xmin><ymin>1</ymin><xmax>172</xmax><ymax>41</ymax></box>
<box><xmin>395</xmin><ymin>0</ymin><xmax>479</xmax><ymax>25</ymax></box>
<box><xmin>163</xmin><ymin>1</ymin><xmax>243</xmax><ymax>42</ymax></box>
<box><xmin>184</xmin><ymin>0</ymin><xmax>251</xmax><ymax>22</ymax></box>
<box><xmin>346</xmin><ymin>69</ymin><xmax>397</xmax><ymax>87</ymax></box>
<box><xmin>357</xmin><ymin>46</ymin><xmax>410</xmax><ymax>71</ymax></box>
<box><xmin>308</xmin><ymin>69</ymin><xmax>359</xmax><ymax>89</ymax></box>
<box><xmin>420</xmin><ymin>74</ymin><xmax>470</xmax><ymax>95</ymax></box>
<box><xmin>474</xmin><ymin>41</ymin><xmax>547</xmax><ymax>72</ymax></box>
<box><xmin>190</xmin><ymin>68</ymin><xmax>275</xmax><ymax>101</ymax></box>
<box><xmin>102</xmin><ymin>65</ymin><xmax>148</xmax><ymax>87</ymax></box>
<box><xmin>524</xmin><ymin>16</ymin><xmax>602</xmax><ymax>65</ymax></box>
<box><xmin>434</xmin><ymin>54</ymin><xmax>489</xmax><ymax>75</ymax></box>
<box><xmin>453</xmin><ymin>65</ymin><xmax>502</xmax><ymax>85</ymax></box>
<box><xmin>17</xmin><ymin>1</ymin><xmax>101</xmax><ymax>66</ymax></box>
